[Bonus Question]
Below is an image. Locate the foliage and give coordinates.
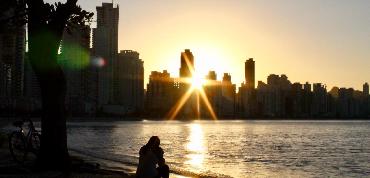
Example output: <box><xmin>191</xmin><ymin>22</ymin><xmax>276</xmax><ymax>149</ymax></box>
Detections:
<box><xmin>0</xmin><ymin>0</ymin><xmax>94</xmax><ymax>32</ymax></box>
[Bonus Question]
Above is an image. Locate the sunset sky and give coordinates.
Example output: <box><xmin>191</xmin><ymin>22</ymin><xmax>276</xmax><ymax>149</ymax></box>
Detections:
<box><xmin>47</xmin><ymin>0</ymin><xmax>370</xmax><ymax>90</ymax></box>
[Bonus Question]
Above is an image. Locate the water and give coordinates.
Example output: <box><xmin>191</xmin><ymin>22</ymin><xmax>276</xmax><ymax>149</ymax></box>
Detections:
<box><xmin>66</xmin><ymin>120</ymin><xmax>370</xmax><ymax>178</ymax></box>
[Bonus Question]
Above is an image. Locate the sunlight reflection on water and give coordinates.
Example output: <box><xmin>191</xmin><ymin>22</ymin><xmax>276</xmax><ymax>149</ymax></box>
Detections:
<box><xmin>185</xmin><ymin>124</ymin><xmax>205</xmax><ymax>169</ymax></box>
<box><xmin>66</xmin><ymin>120</ymin><xmax>370</xmax><ymax>178</ymax></box>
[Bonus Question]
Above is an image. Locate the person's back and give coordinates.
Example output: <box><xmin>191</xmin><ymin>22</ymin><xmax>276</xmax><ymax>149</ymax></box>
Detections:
<box><xmin>136</xmin><ymin>136</ymin><xmax>169</xmax><ymax>178</ymax></box>
<box><xmin>136</xmin><ymin>145</ymin><xmax>159</xmax><ymax>178</ymax></box>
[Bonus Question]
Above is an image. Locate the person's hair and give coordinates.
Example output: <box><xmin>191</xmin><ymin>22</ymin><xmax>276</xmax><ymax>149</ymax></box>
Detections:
<box><xmin>146</xmin><ymin>136</ymin><xmax>160</xmax><ymax>148</ymax></box>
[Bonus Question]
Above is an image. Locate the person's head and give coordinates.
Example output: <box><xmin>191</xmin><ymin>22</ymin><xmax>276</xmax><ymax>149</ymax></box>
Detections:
<box><xmin>147</xmin><ymin>136</ymin><xmax>160</xmax><ymax>148</ymax></box>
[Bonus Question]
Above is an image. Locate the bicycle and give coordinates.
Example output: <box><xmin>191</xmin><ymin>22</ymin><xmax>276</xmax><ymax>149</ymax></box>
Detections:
<box><xmin>8</xmin><ymin>118</ymin><xmax>41</xmax><ymax>164</ymax></box>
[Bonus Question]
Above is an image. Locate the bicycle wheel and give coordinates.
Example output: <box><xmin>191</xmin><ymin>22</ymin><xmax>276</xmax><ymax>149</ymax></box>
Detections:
<box><xmin>8</xmin><ymin>132</ymin><xmax>27</xmax><ymax>163</ymax></box>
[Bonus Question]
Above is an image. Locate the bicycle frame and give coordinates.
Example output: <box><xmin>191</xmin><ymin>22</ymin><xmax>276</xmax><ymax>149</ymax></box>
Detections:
<box><xmin>9</xmin><ymin>118</ymin><xmax>41</xmax><ymax>164</ymax></box>
<box><xmin>17</xmin><ymin>119</ymin><xmax>39</xmax><ymax>150</ymax></box>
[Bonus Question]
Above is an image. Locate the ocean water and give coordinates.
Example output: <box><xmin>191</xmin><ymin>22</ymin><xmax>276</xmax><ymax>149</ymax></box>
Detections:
<box><xmin>66</xmin><ymin>120</ymin><xmax>370</xmax><ymax>178</ymax></box>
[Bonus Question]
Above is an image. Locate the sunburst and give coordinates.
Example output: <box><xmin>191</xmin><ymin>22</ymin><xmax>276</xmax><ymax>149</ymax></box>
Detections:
<box><xmin>166</xmin><ymin>54</ymin><xmax>218</xmax><ymax>120</ymax></box>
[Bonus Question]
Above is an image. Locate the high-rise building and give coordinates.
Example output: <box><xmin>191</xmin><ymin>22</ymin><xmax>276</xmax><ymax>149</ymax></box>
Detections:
<box><xmin>245</xmin><ymin>58</ymin><xmax>255</xmax><ymax>89</ymax></box>
<box><xmin>304</xmin><ymin>82</ymin><xmax>311</xmax><ymax>92</ymax></box>
<box><xmin>203</xmin><ymin>71</ymin><xmax>222</xmax><ymax>117</ymax></box>
<box><xmin>93</xmin><ymin>2</ymin><xmax>119</xmax><ymax>106</ymax></box>
<box><xmin>312</xmin><ymin>83</ymin><xmax>328</xmax><ymax>116</ymax></box>
<box><xmin>0</xmin><ymin>60</ymin><xmax>9</xmax><ymax>97</ymax></box>
<box><xmin>145</xmin><ymin>70</ymin><xmax>178</xmax><ymax>117</ymax></box>
<box><xmin>338</xmin><ymin>88</ymin><xmax>356</xmax><ymax>117</ymax></box>
<box><xmin>59</xmin><ymin>25</ymin><xmax>97</xmax><ymax>114</ymax></box>
<box><xmin>0</xmin><ymin>1</ymin><xmax>26</xmax><ymax>98</ymax></box>
<box><xmin>113</xmin><ymin>50</ymin><xmax>144</xmax><ymax>113</ymax></box>
<box><xmin>178</xmin><ymin>49</ymin><xmax>196</xmax><ymax>117</ymax></box>
<box><xmin>206</xmin><ymin>71</ymin><xmax>217</xmax><ymax>80</ymax></box>
<box><xmin>257</xmin><ymin>74</ymin><xmax>292</xmax><ymax>117</ymax></box>
<box><xmin>179</xmin><ymin>49</ymin><xmax>194</xmax><ymax>78</ymax></box>
<box><xmin>23</xmin><ymin>53</ymin><xmax>42</xmax><ymax>110</ymax></box>
<box><xmin>363</xmin><ymin>82</ymin><xmax>369</xmax><ymax>96</ymax></box>
<box><xmin>239</xmin><ymin>58</ymin><xmax>257</xmax><ymax>118</ymax></box>
<box><xmin>221</xmin><ymin>73</ymin><xmax>236</xmax><ymax>117</ymax></box>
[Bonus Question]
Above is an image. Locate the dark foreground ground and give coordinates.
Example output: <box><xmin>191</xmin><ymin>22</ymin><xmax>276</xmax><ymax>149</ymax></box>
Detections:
<box><xmin>0</xmin><ymin>130</ymin><xmax>134</xmax><ymax>178</ymax></box>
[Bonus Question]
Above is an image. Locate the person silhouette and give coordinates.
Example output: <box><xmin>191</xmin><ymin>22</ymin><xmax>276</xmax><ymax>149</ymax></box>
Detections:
<box><xmin>136</xmin><ymin>136</ymin><xmax>169</xmax><ymax>178</ymax></box>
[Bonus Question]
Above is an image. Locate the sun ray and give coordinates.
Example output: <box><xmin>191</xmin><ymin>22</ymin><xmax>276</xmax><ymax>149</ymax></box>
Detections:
<box><xmin>196</xmin><ymin>90</ymin><xmax>200</xmax><ymax>119</ymax></box>
<box><xmin>198</xmin><ymin>88</ymin><xmax>218</xmax><ymax>120</ymax></box>
<box><xmin>166</xmin><ymin>52</ymin><xmax>218</xmax><ymax>120</ymax></box>
<box><xmin>183</xmin><ymin>54</ymin><xmax>196</xmax><ymax>75</ymax></box>
<box><xmin>166</xmin><ymin>86</ymin><xmax>195</xmax><ymax>120</ymax></box>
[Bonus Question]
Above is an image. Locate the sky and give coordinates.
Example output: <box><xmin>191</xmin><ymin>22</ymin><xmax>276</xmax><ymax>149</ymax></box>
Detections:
<box><xmin>47</xmin><ymin>0</ymin><xmax>370</xmax><ymax>90</ymax></box>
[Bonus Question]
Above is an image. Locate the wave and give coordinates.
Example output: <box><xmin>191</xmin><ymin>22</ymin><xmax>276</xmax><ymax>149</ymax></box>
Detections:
<box><xmin>69</xmin><ymin>147</ymin><xmax>233</xmax><ymax>178</ymax></box>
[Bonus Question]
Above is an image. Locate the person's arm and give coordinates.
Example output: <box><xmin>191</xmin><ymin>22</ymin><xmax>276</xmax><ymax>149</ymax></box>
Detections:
<box><xmin>139</xmin><ymin>146</ymin><xmax>147</xmax><ymax>156</ymax></box>
<box><xmin>156</xmin><ymin>147</ymin><xmax>167</xmax><ymax>166</ymax></box>
<box><xmin>156</xmin><ymin>147</ymin><xmax>164</xmax><ymax>158</ymax></box>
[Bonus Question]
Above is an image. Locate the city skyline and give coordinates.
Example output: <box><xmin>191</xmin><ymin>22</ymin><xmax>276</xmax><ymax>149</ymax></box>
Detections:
<box><xmin>44</xmin><ymin>0</ymin><xmax>370</xmax><ymax>90</ymax></box>
<box><xmin>1</xmin><ymin>1</ymin><xmax>369</xmax><ymax>118</ymax></box>
<box><xmin>2</xmin><ymin>2</ymin><xmax>370</xmax><ymax>178</ymax></box>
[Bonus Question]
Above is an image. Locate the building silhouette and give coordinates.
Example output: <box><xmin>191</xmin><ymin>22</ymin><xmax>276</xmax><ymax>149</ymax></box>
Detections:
<box><xmin>93</xmin><ymin>2</ymin><xmax>119</xmax><ymax>107</ymax></box>
<box><xmin>0</xmin><ymin>1</ymin><xmax>26</xmax><ymax>113</ymax></box>
<box><xmin>362</xmin><ymin>83</ymin><xmax>370</xmax><ymax>117</ymax></box>
<box><xmin>113</xmin><ymin>50</ymin><xmax>144</xmax><ymax>114</ymax></box>
<box><xmin>0</xmin><ymin>4</ymin><xmax>25</xmax><ymax>98</ymax></box>
<box><xmin>202</xmin><ymin>71</ymin><xmax>222</xmax><ymax>117</ymax></box>
<box><xmin>206</xmin><ymin>71</ymin><xmax>217</xmax><ymax>80</ymax></box>
<box><xmin>145</xmin><ymin>70</ymin><xmax>178</xmax><ymax>117</ymax></box>
<box><xmin>179</xmin><ymin>49</ymin><xmax>197</xmax><ymax>118</ymax></box>
<box><xmin>179</xmin><ymin>49</ymin><xmax>194</xmax><ymax>78</ymax></box>
<box><xmin>245</xmin><ymin>58</ymin><xmax>255</xmax><ymax>89</ymax></box>
<box><xmin>364</xmin><ymin>83</ymin><xmax>369</xmax><ymax>96</ymax></box>
<box><xmin>23</xmin><ymin>53</ymin><xmax>42</xmax><ymax>111</ymax></box>
<box><xmin>59</xmin><ymin>25</ymin><xmax>98</xmax><ymax>115</ymax></box>
<box><xmin>312</xmin><ymin>83</ymin><xmax>328</xmax><ymax>116</ymax></box>
<box><xmin>255</xmin><ymin>74</ymin><xmax>292</xmax><ymax>117</ymax></box>
<box><xmin>220</xmin><ymin>73</ymin><xmax>236</xmax><ymax>118</ymax></box>
<box><xmin>238</xmin><ymin>58</ymin><xmax>257</xmax><ymax>117</ymax></box>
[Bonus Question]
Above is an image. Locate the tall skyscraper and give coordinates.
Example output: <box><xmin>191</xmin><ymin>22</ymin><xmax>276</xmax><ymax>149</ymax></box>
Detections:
<box><xmin>304</xmin><ymin>82</ymin><xmax>311</xmax><ymax>92</ymax></box>
<box><xmin>23</xmin><ymin>53</ymin><xmax>42</xmax><ymax>109</ymax></box>
<box><xmin>0</xmin><ymin>1</ymin><xmax>26</xmax><ymax>98</ymax></box>
<box><xmin>221</xmin><ymin>73</ymin><xmax>236</xmax><ymax>117</ymax></box>
<box><xmin>113</xmin><ymin>50</ymin><xmax>144</xmax><ymax>113</ymax></box>
<box><xmin>245</xmin><ymin>58</ymin><xmax>255</xmax><ymax>89</ymax></box>
<box><xmin>178</xmin><ymin>49</ymin><xmax>196</xmax><ymax>118</ymax></box>
<box><xmin>364</xmin><ymin>82</ymin><xmax>369</xmax><ymax>96</ymax></box>
<box><xmin>239</xmin><ymin>59</ymin><xmax>257</xmax><ymax>118</ymax></box>
<box><xmin>179</xmin><ymin>49</ymin><xmax>194</xmax><ymax>78</ymax></box>
<box><xmin>93</xmin><ymin>2</ymin><xmax>119</xmax><ymax>106</ymax></box>
<box><xmin>59</xmin><ymin>25</ymin><xmax>97</xmax><ymax>114</ymax></box>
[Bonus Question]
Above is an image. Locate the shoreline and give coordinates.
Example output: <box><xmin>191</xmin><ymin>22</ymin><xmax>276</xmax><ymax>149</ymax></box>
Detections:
<box><xmin>0</xmin><ymin>128</ymin><xmax>189</xmax><ymax>178</ymax></box>
<box><xmin>1</xmin><ymin>116</ymin><xmax>370</xmax><ymax>122</ymax></box>
<box><xmin>0</xmin><ymin>133</ymin><xmax>134</xmax><ymax>178</ymax></box>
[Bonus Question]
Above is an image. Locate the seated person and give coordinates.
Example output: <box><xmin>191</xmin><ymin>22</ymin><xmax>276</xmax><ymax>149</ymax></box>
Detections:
<box><xmin>136</xmin><ymin>136</ymin><xmax>169</xmax><ymax>178</ymax></box>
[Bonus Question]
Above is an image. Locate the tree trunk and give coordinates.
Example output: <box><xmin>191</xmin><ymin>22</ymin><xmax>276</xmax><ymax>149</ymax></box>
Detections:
<box><xmin>28</xmin><ymin>27</ymin><xmax>70</xmax><ymax>170</ymax></box>
<box><xmin>26</xmin><ymin>0</ymin><xmax>82</xmax><ymax>170</ymax></box>
<box><xmin>38</xmin><ymin>59</ymin><xmax>69</xmax><ymax>170</ymax></box>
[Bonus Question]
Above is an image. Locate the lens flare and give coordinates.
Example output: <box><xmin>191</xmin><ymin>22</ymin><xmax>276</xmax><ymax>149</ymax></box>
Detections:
<box><xmin>58</xmin><ymin>42</ymin><xmax>90</xmax><ymax>70</ymax></box>
<box><xmin>91</xmin><ymin>57</ymin><xmax>106</xmax><ymax>67</ymax></box>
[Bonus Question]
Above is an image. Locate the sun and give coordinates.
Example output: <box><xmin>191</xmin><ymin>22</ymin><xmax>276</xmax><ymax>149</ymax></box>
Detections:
<box><xmin>191</xmin><ymin>73</ymin><xmax>205</xmax><ymax>89</ymax></box>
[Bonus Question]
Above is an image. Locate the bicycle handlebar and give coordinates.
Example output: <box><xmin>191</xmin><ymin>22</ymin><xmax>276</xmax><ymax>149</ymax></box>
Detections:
<box><xmin>13</xmin><ymin>118</ymin><xmax>34</xmax><ymax>128</ymax></box>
